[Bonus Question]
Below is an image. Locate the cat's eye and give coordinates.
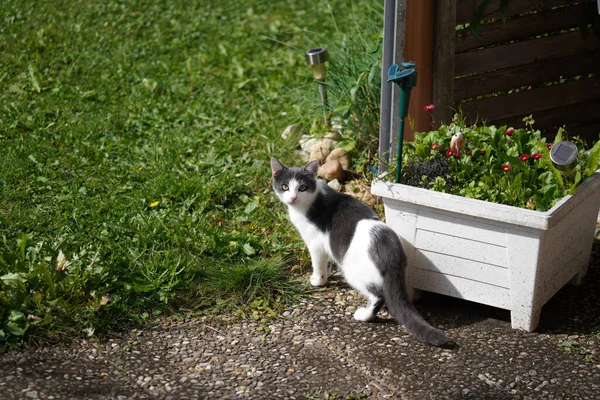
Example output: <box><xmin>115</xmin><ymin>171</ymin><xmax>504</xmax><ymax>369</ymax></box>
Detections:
<box><xmin>298</xmin><ymin>184</ymin><xmax>307</xmax><ymax>192</ymax></box>
<box><xmin>281</xmin><ymin>184</ymin><xmax>289</xmax><ymax>191</ymax></box>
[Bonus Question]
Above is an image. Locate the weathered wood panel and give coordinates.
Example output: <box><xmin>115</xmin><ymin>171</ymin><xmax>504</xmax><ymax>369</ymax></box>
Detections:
<box><xmin>425</xmin><ymin>0</ymin><xmax>599</xmax><ymax>145</ymax></box>
<box><xmin>405</xmin><ymin>0</ymin><xmax>435</xmax><ymax>138</ymax></box>
<box><xmin>455</xmin><ymin>30</ymin><xmax>600</xmax><ymax>77</ymax></box>
<box><xmin>492</xmin><ymin>99</ymin><xmax>600</xmax><ymax>130</ymax></box>
<box><xmin>454</xmin><ymin>51</ymin><xmax>600</xmax><ymax>101</ymax></box>
<box><xmin>432</xmin><ymin>0</ymin><xmax>457</xmax><ymax>124</ymax></box>
<box><xmin>459</xmin><ymin>75</ymin><xmax>600</xmax><ymax>123</ymax></box>
<box><xmin>455</xmin><ymin>1</ymin><xmax>595</xmax><ymax>52</ymax></box>
<box><xmin>456</xmin><ymin>0</ymin><xmax>569</xmax><ymax>25</ymax></box>
<box><xmin>573</xmin><ymin>122</ymin><xmax>600</xmax><ymax>143</ymax></box>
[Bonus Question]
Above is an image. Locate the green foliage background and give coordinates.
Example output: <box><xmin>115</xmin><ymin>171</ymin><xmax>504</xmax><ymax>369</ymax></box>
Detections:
<box><xmin>0</xmin><ymin>0</ymin><xmax>383</xmax><ymax>350</ymax></box>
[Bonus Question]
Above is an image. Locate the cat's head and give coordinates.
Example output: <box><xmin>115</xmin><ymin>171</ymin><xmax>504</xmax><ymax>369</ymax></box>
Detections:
<box><xmin>270</xmin><ymin>157</ymin><xmax>319</xmax><ymax>207</ymax></box>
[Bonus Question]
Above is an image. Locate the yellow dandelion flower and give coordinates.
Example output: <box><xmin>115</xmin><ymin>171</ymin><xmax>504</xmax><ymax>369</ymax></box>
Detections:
<box><xmin>150</xmin><ymin>201</ymin><xmax>159</xmax><ymax>207</ymax></box>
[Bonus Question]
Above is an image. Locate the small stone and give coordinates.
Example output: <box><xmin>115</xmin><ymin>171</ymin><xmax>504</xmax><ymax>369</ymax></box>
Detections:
<box><xmin>309</xmin><ymin>138</ymin><xmax>337</xmax><ymax>163</ymax></box>
<box><xmin>282</xmin><ymin>124</ymin><xmax>302</xmax><ymax>140</ymax></box>
<box><xmin>326</xmin><ymin>147</ymin><xmax>351</xmax><ymax>170</ymax></box>
<box><xmin>327</xmin><ymin>179</ymin><xmax>341</xmax><ymax>191</ymax></box>
<box><xmin>343</xmin><ymin>180</ymin><xmax>377</xmax><ymax>207</ymax></box>
<box><xmin>529</xmin><ymin>369</ymin><xmax>537</xmax><ymax>376</ymax></box>
<box><xmin>318</xmin><ymin>160</ymin><xmax>344</xmax><ymax>182</ymax></box>
<box><xmin>299</xmin><ymin>135</ymin><xmax>318</xmax><ymax>152</ymax></box>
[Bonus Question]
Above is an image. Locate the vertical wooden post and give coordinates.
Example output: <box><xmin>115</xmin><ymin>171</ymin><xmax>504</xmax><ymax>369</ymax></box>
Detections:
<box><xmin>404</xmin><ymin>0</ymin><xmax>435</xmax><ymax>139</ymax></box>
<box><xmin>433</xmin><ymin>0</ymin><xmax>457</xmax><ymax>125</ymax></box>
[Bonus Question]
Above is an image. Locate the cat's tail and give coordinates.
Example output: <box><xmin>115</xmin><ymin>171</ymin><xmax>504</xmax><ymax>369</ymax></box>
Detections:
<box><xmin>383</xmin><ymin>276</ymin><xmax>452</xmax><ymax>347</ymax></box>
<box><xmin>373</xmin><ymin>226</ymin><xmax>453</xmax><ymax>347</ymax></box>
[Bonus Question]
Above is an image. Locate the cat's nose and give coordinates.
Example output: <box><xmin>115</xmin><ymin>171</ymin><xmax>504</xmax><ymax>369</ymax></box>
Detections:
<box><xmin>290</xmin><ymin>196</ymin><xmax>297</xmax><ymax>203</ymax></box>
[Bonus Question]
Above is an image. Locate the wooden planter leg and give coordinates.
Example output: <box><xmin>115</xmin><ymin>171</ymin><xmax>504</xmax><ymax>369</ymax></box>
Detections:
<box><xmin>507</xmin><ymin>231</ymin><xmax>543</xmax><ymax>332</ymax></box>
<box><xmin>510</xmin><ymin>304</ymin><xmax>542</xmax><ymax>332</ymax></box>
<box><xmin>569</xmin><ymin>226</ymin><xmax>597</xmax><ymax>285</ymax></box>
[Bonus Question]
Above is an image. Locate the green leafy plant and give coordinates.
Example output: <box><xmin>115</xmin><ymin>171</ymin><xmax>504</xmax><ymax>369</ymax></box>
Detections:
<box><xmin>559</xmin><ymin>340</ymin><xmax>595</xmax><ymax>362</ymax></box>
<box><xmin>398</xmin><ymin>113</ymin><xmax>600</xmax><ymax>211</ymax></box>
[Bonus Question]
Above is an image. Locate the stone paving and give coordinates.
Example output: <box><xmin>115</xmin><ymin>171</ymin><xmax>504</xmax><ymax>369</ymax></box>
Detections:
<box><xmin>1</xmin><ymin>237</ymin><xmax>599</xmax><ymax>399</ymax></box>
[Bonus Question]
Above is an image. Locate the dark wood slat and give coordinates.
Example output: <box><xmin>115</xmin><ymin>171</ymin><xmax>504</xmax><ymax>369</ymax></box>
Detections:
<box><xmin>492</xmin><ymin>100</ymin><xmax>600</xmax><ymax>129</ymax></box>
<box><xmin>571</xmin><ymin>122</ymin><xmax>600</xmax><ymax>145</ymax></box>
<box><xmin>470</xmin><ymin>100</ymin><xmax>600</xmax><ymax>144</ymax></box>
<box><xmin>456</xmin><ymin>0</ymin><xmax>577</xmax><ymax>25</ymax></box>
<box><xmin>456</xmin><ymin>2</ymin><xmax>594</xmax><ymax>53</ymax></box>
<box><xmin>454</xmin><ymin>51</ymin><xmax>600</xmax><ymax>101</ymax></box>
<box><xmin>459</xmin><ymin>75</ymin><xmax>600</xmax><ymax>122</ymax></box>
<box><xmin>455</xmin><ymin>30</ymin><xmax>600</xmax><ymax>76</ymax></box>
<box><xmin>432</xmin><ymin>0</ymin><xmax>457</xmax><ymax>124</ymax></box>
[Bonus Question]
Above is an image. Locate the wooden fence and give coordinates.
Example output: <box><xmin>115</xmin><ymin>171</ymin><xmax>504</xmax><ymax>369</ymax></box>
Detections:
<box><xmin>436</xmin><ymin>0</ymin><xmax>600</xmax><ymax>143</ymax></box>
<box><xmin>381</xmin><ymin>0</ymin><xmax>600</xmax><ymax>151</ymax></box>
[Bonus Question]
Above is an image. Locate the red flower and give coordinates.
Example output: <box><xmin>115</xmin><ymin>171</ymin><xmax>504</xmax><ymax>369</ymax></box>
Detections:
<box><xmin>501</xmin><ymin>164</ymin><xmax>512</xmax><ymax>172</ymax></box>
<box><xmin>532</xmin><ymin>153</ymin><xmax>543</xmax><ymax>160</ymax></box>
<box><xmin>504</xmin><ymin>128</ymin><xmax>514</xmax><ymax>136</ymax></box>
<box><xmin>430</xmin><ymin>143</ymin><xmax>440</xmax><ymax>150</ymax></box>
<box><xmin>519</xmin><ymin>154</ymin><xmax>529</xmax><ymax>162</ymax></box>
<box><xmin>466</xmin><ymin>150</ymin><xmax>472</xmax><ymax>156</ymax></box>
<box><xmin>454</xmin><ymin>152</ymin><xmax>462</xmax><ymax>159</ymax></box>
<box><xmin>424</xmin><ymin>104</ymin><xmax>435</xmax><ymax>112</ymax></box>
<box><xmin>546</xmin><ymin>143</ymin><xmax>552</xmax><ymax>150</ymax></box>
<box><xmin>480</xmin><ymin>150</ymin><xmax>487</xmax><ymax>155</ymax></box>
<box><xmin>445</xmin><ymin>149</ymin><xmax>453</xmax><ymax>157</ymax></box>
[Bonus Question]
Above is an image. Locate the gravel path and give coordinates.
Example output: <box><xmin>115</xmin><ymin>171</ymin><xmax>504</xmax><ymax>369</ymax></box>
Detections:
<box><xmin>1</xmin><ymin>238</ymin><xmax>599</xmax><ymax>399</ymax></box>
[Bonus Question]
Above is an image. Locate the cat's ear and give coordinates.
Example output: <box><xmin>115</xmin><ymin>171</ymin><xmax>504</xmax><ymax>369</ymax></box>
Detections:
<box><xmin>271</xmin><ymin>157</ymin><xmax>285</xmax><ymax>177</ymax></box>
<box><xmin>304</xmin><ymin>159</ymin><xmax>319</xmax><ymax>178</ymax></box>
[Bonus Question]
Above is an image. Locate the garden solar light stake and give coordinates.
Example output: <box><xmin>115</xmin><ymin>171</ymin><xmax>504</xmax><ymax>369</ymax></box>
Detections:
<box><xmin>550</xmin><ymin>140</ymin><xmax>579</xmax><ymax>180</ymax></box>
<box><xmin>305</xmin><ymin>47</ymin><xmax>329</xmax><ymax>127</ymax></box>
<box><xmin>387</xmin><ymin>61</ymin><xmax>417</xmax><ymax>183</ymax></box>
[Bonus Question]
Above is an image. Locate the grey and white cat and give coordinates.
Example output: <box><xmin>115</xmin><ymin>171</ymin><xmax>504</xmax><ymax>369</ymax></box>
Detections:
<box><xmin>271</xmin><ymin>157</ymin><xmax>451</xmax><ymax>347</ymax></box>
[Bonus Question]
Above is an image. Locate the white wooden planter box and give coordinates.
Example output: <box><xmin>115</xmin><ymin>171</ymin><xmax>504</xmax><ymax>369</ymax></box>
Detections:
<box><xmin>371</xmin><ymin>171</ymin><xmax>600</xmax><ymax>331</ymax></box>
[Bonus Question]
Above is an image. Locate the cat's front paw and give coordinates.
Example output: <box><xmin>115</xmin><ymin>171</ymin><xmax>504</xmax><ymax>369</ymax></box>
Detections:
<box><xmin>353</xmin><ymin>307</ymin><xmax>375</xmax><ymax>322</ymax></box>
<box><xmin>309</xmin><ymin>274</ymin><xmax>328</xmax><ymax>287</ymax></box>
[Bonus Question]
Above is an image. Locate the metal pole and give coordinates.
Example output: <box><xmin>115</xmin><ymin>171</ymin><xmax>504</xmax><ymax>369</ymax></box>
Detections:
<box><xmin>378</xmin><ymin>0</ymin><xmax>397</xmax><ymax>173</ymax></box>
<box><xmin>318</xmin><ymin>83</ymin><xmax>329</xmax><ymax>127</ymax></box>
<box><xmin>396</xmin><ymin>117</ymin><xmax>405</xmax><ymax>183</ymax></box>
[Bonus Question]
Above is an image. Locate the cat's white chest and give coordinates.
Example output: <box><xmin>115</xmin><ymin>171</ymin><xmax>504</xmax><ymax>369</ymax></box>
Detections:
<box><xmin>288</xmin><ymin>207</ymin><xmax>331</xmax><ymax>254</ymax></box>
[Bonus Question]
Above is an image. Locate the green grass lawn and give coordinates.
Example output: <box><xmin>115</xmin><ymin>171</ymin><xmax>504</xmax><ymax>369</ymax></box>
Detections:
<box><xmin>0</xmin><ymin>0</ymin><xmax>382</xmax><ymax>350</ymax></box>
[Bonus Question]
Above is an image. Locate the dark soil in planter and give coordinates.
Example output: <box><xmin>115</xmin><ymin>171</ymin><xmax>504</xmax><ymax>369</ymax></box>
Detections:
<box><xmin>401</xmin><ymin>154</ymin><xmax>457</xmax><ymax>192</ymax></box>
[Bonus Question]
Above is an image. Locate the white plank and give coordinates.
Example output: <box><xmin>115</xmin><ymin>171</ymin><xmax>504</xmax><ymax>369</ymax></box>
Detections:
<box><xmin>416</xmin><ymin>210</ymin><xmax>507</xmax><ymax>245</ymax></box>
<box><xmin>409</xmin><ymin>269</ymin><xmax>511</xmax><ymax>309</ymax></box>
<box><xmin>414</xmin><ymin>250</ymin><xmax>510</xmax><ymax>288</ymax></box>
<box><xmin>415</xmin><ymin>229</ymin><xmax>507</xmax><ymax>267</ymax></box>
